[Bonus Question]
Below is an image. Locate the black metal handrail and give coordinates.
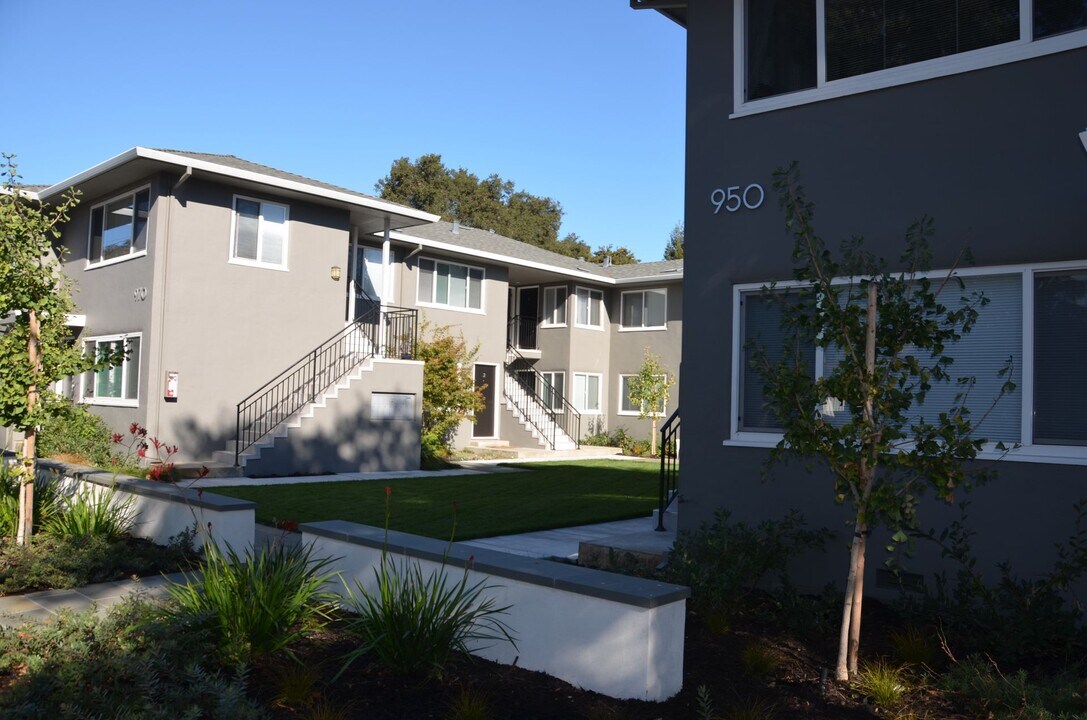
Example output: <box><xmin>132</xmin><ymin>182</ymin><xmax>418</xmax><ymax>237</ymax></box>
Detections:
<box><xmin>506</xmin><ymin>314</ymin><xmax>539</xmax><ymax>351</ymax></box>
<box><xmin>504</xmin><ymin>345</ymin><xmax>580</xmax><ymax>450</ymax></box>
<box><xmin>234</xmin><ymin>303</ymin><xmax>418</xmax><ymax>464</ymax></box>
<box><xmin>656</xmin><ymin>408</ymin><xmax>680</xmax><ymax>532</ymax></box>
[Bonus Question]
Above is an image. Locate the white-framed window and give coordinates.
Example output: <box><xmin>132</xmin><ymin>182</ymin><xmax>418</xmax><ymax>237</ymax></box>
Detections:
<box><xmin>572</xmin><ymin>372</ymin><xmax>602</xmax><ymax>414</ymax></box>
<box><xmin>81</xmin><ymin>333</ymin><xmax>141</xmax><ymax>407</ymax></box>
<box><xmin>575</xmin><ymin>286</ymin><xmax>604</xmax><ymax>329</ymax></box>
<box><xmin>87</xmin><ymin>187</ymin><xmax>150</xmax><ymax>268</ymax></box>
<box><xmin>727</xmin><ymin>262</ymin><xmax>1087</xmax><ymax>465</ymax></box>
<box><xmin>230</xmin><ymin>195</ymin><xmax>289</xmax><ymax>270</ymax></box>
<box><xmin>620</xmin><ymin>288</ymin><xmax>667</xmax><ymax>330</ymax></box>
<box><xmin>542</xmin><ymin>286</ymin><xmax>567</xmax><ymax>326</ymax></box>
<box><xmin>735</xmin><ymin>0</ymin><xmax>1087</xmax><ymax>116</ymax></box>
<box><xmin>417</xmin><ymin>257</ymin><xmax>484</xmax><ymax>311</ymax></box>
<box><xmin>618</xmin><ymin>374</ymin><xmax>668</xmax><ymax>416</ymax></box>
<box><xmin>539</xmin><ymin>371</ymin><xmax>565</xmax><ymax>411</ymax></box>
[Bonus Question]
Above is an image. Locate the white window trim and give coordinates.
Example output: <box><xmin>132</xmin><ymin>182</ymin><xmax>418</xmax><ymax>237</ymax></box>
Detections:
<box><xmin>539</xmin><ymin>370</ymin><xmax>566</xmax><ymax>411</ymax></box>
<box><xmin>80</xmin><ymin>332</ymin><xmax>141</xmax><ymax>408</ymax></box>
<box><xmin>574</xmin><ymin>286</ymin><xmax>605</xmax><ymax>331</ymax></box>
<box><xmin>725</xmin><ymin>259</ymin><xmax>1087</xmax><ymax>465</ymax></box>
<box><xmin>541</xmin><ymin>285</ymin><xmax>568</xmax><ymax>328</ymax></box>
<box><xmin>618</xmin><ymin>373</ymin><xmax>668</xmax><ymax>417</ymax></box>
<box><xmin>619</xmin><ymin>288</ymin><xmax>668</xmax><ymax>331</ymax></box>
<box><xmin>572</xmin><ymin>372</ymin><xmax>603</xmax><ymax>414</ymax></box>
<box><xmin>732</xmin><ymin>0</ymin><xmax>1087</xmax><ymax>118</ymax></box>
<box><xmin>415</xmin><ymin>256</ymin><xmax>486</xmax><ymax>315</ymax></box>
<box><xmin>228</xmin><ymin>194</ymin><xmax>290</xmax><ymax>271</ymax></box>
<box><xmin>85</xmin><ymin>185</ymin><xmax>151</xmax><ymax>270</ymax></box>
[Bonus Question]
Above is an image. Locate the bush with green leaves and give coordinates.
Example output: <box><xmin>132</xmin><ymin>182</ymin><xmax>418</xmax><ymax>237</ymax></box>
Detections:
<box><xmin>340</xmin><ymin>550</ymin><xmax>516</xmax><ymax>678</ymax></box>
<box><xmin>34</xmin><ymin>398</ymin><xmax>115</xmax><ymax>466</ymax></box>
<box><xmin>0</xmin><ymin>598</ymin><xmax>264</xmax><ymax>719</ymax></box>
<box><xmin>167</xmin><ymin>540</ymin><xmax>340</xmax><ymax>663</ymax></box>
<box><xmin>42</xmin><ymin>485</ymin><xmax>135</xmax><ymax>541</ymax></box>
<box><xmin>940</xmin><ymin>654</ymin><xmax>1087</xmax><ymax>719</ymax></box>
<box><xmin>581</xmin><ymin>427</ymin><xmax>631</xmax><ymax>450</ymax></box>
<box><xmin>667</xmin><ymin>508</ymin><xmax>830</xmax><ymax>617</ymax></box>
<box><xmin>0</xmin><ymin>532</ymin><xmax>196</xmax><ymax>595</ymax></box>
<box><xmin>0</xmin><ymin>464</ymin><xmax>61</xmax><ymax>538</ymax></box>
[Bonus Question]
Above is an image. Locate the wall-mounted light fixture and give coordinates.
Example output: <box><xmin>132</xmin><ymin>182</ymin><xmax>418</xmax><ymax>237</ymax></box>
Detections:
<box><xmin>1080</xmin><ymin>128</ymin><xmax>1087</xmax><ymax>154</ymax></box>
<box><xmin>330</xmin><ymin>266</ymin><xmax>342</xmax><ymax>281</ymax></box>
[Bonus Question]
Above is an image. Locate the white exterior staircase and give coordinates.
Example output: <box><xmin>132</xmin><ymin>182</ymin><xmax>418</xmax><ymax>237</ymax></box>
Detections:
<box><xmin>501</xmin><ymin>372</ymin><xmax>578</xmax><ymax>451</ymax></box>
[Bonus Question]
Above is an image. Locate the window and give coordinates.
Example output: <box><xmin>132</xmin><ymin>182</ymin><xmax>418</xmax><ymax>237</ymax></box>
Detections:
<box><xmin>1033</xmin><ymin>270</ymin><xmax>1087</xmax><ymax>445</ymax></box>
<box><xmin>575</xmin><ymin>287</ymin><xmax>604</xmax><ymax>329</ymax></box>
<box><xmin>417</xmin><ymin>258</ymin><xmax>484</xmax><ymax>311</ymax></box>
<box><xmin>88</xmin><ymin>188</ymin><xmax>150</xmax><ymax>267</ymax></box>
<box><xmin>539</xmin><ymin>371</ymin><xmax>565</xmax><ymax>411</ymax></box>
<box><xmin>619</xmin><ymin>374</ymin><xmax>667</xmax><ymax>416</ymax></box>
<box><xmin>542</xmin><ymin>286</ymin><xmax>567</xmax><ymax>326</ymax></box>
<box><xmin>572</xmin><ymin>373</ymin><xmax>602</xmax><ymax>413</ymax></box>
<box><xmin>82</xmin><ymin>334</ymin><xmax>141</xmax><ymax>406</ymax></box>
<box><xmin>739</xmin><ymin>0</ymin><xmax>1087</xmax><ymax>110</ymax></box>
<box><xmin>231</xmin><ymin>196</ymin><xmax>289</xmax><ymax>269</ymax></box>
<box><xmin>620</xmin><ymin>288</ymin><xmax>667</xmax><ymax>330</ymax></box>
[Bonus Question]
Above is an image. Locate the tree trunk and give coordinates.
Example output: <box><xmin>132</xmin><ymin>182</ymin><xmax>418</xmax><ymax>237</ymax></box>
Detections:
<box><xmin>16</xmin><ymin>309</ymin><xmax>41</xmax><ymax>546</ymax></box>
<box><xmin>835</xmin><ymin>521</ymin><xmax>864</xmax><ymax>681</ymax></box>
<box><xmin>650</xmin><ymin>417</ymin><xmax>658</xmax><ymax>456</ymax></box>
<box><xmin>848</xmin><ymin>524</ymin><xmax>867</xmax><ymax>676</ymax></box>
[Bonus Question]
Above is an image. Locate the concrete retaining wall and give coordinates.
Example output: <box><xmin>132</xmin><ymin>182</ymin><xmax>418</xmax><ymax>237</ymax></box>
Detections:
<box><xmin>37</xmin><ymin>459</ymin><xmax>255</xmax><ymax>553</ymax></box>
<box><xmin>301</xmin><ymin>519</ymin><xmax>690</xmax><ymax>701</ymax></box>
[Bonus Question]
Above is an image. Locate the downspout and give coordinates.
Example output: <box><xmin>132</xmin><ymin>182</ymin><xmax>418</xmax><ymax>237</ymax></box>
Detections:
<box><xmin>150</xmin><ymin>167</ymin><xmax>191</xmax><ymax>442</ymax></box>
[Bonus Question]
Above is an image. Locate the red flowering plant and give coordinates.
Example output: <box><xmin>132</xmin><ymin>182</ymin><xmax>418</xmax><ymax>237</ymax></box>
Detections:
<box><xmin>108</xmin><ymin>423</ymin><xmax>182</xmax><ymax>483</ymax></box>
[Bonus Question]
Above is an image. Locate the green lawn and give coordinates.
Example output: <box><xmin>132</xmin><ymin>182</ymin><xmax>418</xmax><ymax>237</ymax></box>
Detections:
<box><xmin>211</xmin><ymin>459</ymin><xmax>658</xmax><ymax>540</ymax></box>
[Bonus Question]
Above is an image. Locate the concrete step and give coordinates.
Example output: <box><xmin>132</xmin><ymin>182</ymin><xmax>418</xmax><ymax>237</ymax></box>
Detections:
<box><xmin>173</xmin><ymin>461</ymin><xmax>243</xmax><ymax>479</ymax></box>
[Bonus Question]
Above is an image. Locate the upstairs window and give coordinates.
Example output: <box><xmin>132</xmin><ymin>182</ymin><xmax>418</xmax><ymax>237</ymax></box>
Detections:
<box><xmin>575</xmin><ymin>287</ymin><xmax>604</xmax><ymax>329</ymax></box>
<box><xmin>620</xmin><ymin>288</ymin><xmax>667</xmax><ymax>330</ymax></box>
<box><xmin>542</xmin><ymin>286</ymin><xmax>567</xmax><ymax>326</ymax></box>
<box><xmin>742</xmin><ymin>0</ymin><xmax>1087</xmax><ymax>106</ymax></box>
<box><xmin>232</xmin><ymin>196</ymin><xmax>289</xmax><ymax>269</ymax></box>
<box><xmin>417</xmin><ymin>258</ymin><xmax>484</xmax><ymax>311</ymax></box>
<box><xmin>88</xmin><ymin>188</ymin><xmax>150</xmax><ymax>267</ymax></box>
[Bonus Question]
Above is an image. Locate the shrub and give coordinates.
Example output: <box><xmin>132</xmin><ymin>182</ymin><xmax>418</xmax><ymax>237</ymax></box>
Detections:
<box><xmin>940</xmin><ymin>654</ymin><xmax>1087</xmax><ymax>719</ymax></box>
<box><xmin>741</xmin><ymin>641</ymin><xmax>780</xmax><ymax>679</ymax></box>
<box><xmin>167</xmin><ymin>540</ymin><xmax>340</xmax><ymax>663</ymax></box>
<box><xmin>889</xmin><ymin>626</ymin><xmax>937</xmax><ymax>668</ymax></box>
<box><xmin>0</xmin><ymin>464</ymin><xmax>61</xmax><ymax>538</ymax></box>
<box><xmin>447</xmin><ymin>686</ymin><xmax>494</xmax><ymax>720</ymax></box>
<box><xmin>42</xmin><ymin>486</ymin><xmax>135</xmax><ymax>541</ymax></box>
<box><xmin>0</xmin><ymin>598</ymin><xmax>263</xmax><ymax>719</ymax></box>
<box><xmin>582</xmin><ymin>427</ymin><xmax>631</xmax><ymax>449</ymax></box>
<box><xmin>853</xmin><ymin>659</ymin><xmax>912</xmax><ymax>710</ymax></box>
<box><xmin>340</xmin><ymin>552</ymin><xmax>516</xmax><ymax>678</ymax></box>
<box><xmin>0</xmin><ymin>532</ymin><xmax>196</xmax><ymax>595</ymax></box>
<box><xmin>667</xmin><ymin>508</ymin><xmax>830</xmax><ymax>616</ymax></box>
<box><xmin>422</xmin><ymin>431</ymin><xmax>454</xmax><ymax>470</ymax></box>
<box><xmin>35</xmin><ymin>399</ymin><xmax>114</xmax><ymax>466</ymax></box>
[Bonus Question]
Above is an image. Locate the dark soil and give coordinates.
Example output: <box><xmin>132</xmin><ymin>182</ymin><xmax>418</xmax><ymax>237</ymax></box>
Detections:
<box><xmin>251</xmin><ymin>603</ymin><xmax>969</xmax><ymax>720</ymax></box>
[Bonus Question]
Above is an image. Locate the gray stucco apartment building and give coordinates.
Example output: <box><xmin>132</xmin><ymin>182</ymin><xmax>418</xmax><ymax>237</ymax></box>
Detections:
<box><xmin>18</xmin><ymin>148</ymin><xmax>682</xmax><ymax>475</ymax></box>
<box><xmin>638</xmin><ymin>0</ymin><xmax>1087</xmax><ymax>589</ymax></box>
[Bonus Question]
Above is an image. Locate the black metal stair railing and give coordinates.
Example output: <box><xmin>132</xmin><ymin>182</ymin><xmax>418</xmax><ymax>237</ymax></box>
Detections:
<box><xmin>234</xmin><ymin>302</ymin><xmax>418</xmax><ymax>465</ymax></box>
<box><xmin>504</xmin><ymin>345</ymin><xmax>580</xmax><ymax>450</ymax></box>
<box><xmin>506</xmin><ymin>314</ymin><xmax>539</xmax><ymax>351</ymax></box>
<box><xmin>656</xmin><ymin>408</ymin><xmax>680</xmax><ymax>532</ymax></box>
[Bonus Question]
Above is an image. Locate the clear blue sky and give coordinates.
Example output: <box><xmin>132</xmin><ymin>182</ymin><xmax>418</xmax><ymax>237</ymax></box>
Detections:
<box><xmin>2</xmin><ymin>1</ymin><xmax>686</xmax><ymax>261</ymax></box>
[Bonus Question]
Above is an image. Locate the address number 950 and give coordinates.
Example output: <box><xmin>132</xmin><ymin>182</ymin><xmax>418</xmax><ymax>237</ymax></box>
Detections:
<box><xmin>710</xmin><ymin>184</ymin><xmax>764</xmax><ymax>214</ymax></box>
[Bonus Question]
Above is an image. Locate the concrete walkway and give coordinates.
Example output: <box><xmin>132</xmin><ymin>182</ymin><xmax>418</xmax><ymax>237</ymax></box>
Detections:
<box><xmin>0</xmin><ymin>572</ymin><xmax>189</xmax><ymax>629</ymax></box>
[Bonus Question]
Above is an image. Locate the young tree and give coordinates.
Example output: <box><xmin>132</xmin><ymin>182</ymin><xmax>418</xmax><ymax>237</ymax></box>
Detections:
<box><xmin>663</xmin><ymin>222</ymin><xmax>684</xmax><ymax>260</ymax></box>
<box><xmin>627</xmin><ymin>350</ymin><xmax>675</xmax><ymax>456</ymax></box>
<box><xmin>0</xmin><ymin>155</ymin><xmax>116</xmax><ymax>545</ymax></box>
<box><xmin>415</xmin><ymin>322</ymin><xmax>486</xmax><ymax>450</ymax></box>
<box><xmin>752</xmin><ymin>164</ymin><xmax>1014</xmax><ymax>681</ymax></box>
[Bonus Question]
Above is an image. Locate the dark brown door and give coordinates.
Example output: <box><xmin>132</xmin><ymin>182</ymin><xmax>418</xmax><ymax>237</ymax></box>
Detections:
<box><xmin>518</xmin><ymin>286</ymin><xmax>539</xmax><ymax>349</ymax></box>
<box><xmin>473</xmin><ymin>364</ymin><xmax>496</xmax><ymax>438</ymax></box>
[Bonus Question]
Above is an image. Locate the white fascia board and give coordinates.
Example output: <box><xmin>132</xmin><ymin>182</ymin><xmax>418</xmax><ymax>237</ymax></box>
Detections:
<box><xmin>36</xmin><ymin>147</ymin><xmax>441</xmax><ymax>226</ymax></box>
<box><xmin>385</xmin><ymin>230</ymin><xmax>618</xmax><ymax>284</ymax></box>
<box><xmin>612</xmin><ymin>271</ymin><xmax>684</xmax><ymax>285</ymax></box>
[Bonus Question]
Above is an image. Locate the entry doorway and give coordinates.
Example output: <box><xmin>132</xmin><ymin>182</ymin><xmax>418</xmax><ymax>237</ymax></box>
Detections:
<box><xmin>516</xmin><ymin>286</ymin><xmax>539</xmax><ymax>350</ymax></box>
<box><xmin>473</xmin><ymin>364</ymin><xmax>497</xmax><ymax>438</ymax></box>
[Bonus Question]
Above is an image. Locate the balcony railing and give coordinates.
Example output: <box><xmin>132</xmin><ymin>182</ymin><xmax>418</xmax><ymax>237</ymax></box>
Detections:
<box><xmin>507</xmin><ymin>314</ymin><xmax>539</xmax><ymax>351</ymax></box>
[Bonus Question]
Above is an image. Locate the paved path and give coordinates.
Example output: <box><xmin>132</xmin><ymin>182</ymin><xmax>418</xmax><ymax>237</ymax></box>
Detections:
<box><xmin>0</xmin><ymin>572</ymin><xmax>189</xmax><ymax>629</ymax></box>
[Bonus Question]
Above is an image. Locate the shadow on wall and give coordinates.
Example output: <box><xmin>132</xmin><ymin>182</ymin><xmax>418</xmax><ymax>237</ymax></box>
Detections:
<box><xmin>172</xmin><ymin>415</ymin><xmax>420</xmax><ymax>476</ymax></box>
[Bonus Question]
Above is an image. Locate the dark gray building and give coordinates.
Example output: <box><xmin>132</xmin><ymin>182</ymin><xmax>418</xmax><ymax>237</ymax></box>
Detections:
<box><xmin>638</xmin><ymin>0</ymin><xmax>1087</xmax><ymax>591</ymax></box>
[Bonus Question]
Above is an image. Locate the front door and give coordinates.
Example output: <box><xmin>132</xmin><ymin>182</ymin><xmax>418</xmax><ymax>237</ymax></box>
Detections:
<box><xmin>517</xmin><ymin>286</ymin><xmax>539</xmax><ymax>349</ymax></box>
<box><xmin>473</xmin><ymin>364</ymin><xmax>496</xmax><ymax>438</ymax></box>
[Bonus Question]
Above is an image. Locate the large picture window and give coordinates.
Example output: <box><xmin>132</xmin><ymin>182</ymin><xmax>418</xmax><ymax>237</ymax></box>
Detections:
<box><xmin>620</xmin><ymin>288</ymin><xmax>667</xmax><ymax>330</ymax></box>
<box><xmin>575</xmin><ymin>287</ymin><xmax>604</xmax><ymax>329</ymax></box>
<box><xmin>231</xmin><ymin>196</ymin><xmax>289</xmax><ymax>269</ymax></box>
<box><xmin>739</xmin><ymin>292</ymin><xmax>816</xmax><ymax>432</ymax></box>
<box><xmin>88</xmin><ymin>188</ymin><xmax>150</xmax><ymax>267</ymax></box>
<box><xmin>417</xmin><ymin>258</ymin><xmax>484</xmax><ymax>311</ymax></box>
<box><xmin>82</xmin><ymin>333</ymin><xmax>141</xmax><ymax>407</ymax></box>
<box><xmin>1034</xmin><ymin>270</ymin><xmax>1087</xmax><ymax>445</ymax></box>
<box><xmin>741</xmin><ymin>0</ymin><xmax>1087</xmax><ymax>107</ymax></box>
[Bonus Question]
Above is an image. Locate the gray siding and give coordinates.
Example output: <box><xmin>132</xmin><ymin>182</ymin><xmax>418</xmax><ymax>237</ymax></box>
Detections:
<box><xmin>680</xmin><ymin>0</ymin><xmax>1087</xmax><ymax>587</ymax></box>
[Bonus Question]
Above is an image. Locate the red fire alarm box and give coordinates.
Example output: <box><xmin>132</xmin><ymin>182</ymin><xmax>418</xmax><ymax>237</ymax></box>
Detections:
<box><xmin>165</xmin><ymin>371</ymin><xmax>179</xmax><ymax>400</ymax></box>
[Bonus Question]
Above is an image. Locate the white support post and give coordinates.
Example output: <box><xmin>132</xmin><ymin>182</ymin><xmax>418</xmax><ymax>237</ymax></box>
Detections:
<box><xmin>348</xmin><ymin>226</ymin><xmax>358</xmax><ymax>324</ymax></box>
<box><xmin>380</xmin><ymin>218</ymin><xmax>392</xmax><ymax>358</ymax></box>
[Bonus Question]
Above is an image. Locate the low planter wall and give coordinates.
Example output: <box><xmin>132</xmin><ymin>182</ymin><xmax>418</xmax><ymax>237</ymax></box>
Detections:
<box><xmin>302</xmin><ymin>520</ymin><xmax>690</xmax><ymax>701</ymax></box>
<box><xmin>37</xmin><ymin>459</ymin><xmax>255</xmax><ymax>553</ymax></box>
